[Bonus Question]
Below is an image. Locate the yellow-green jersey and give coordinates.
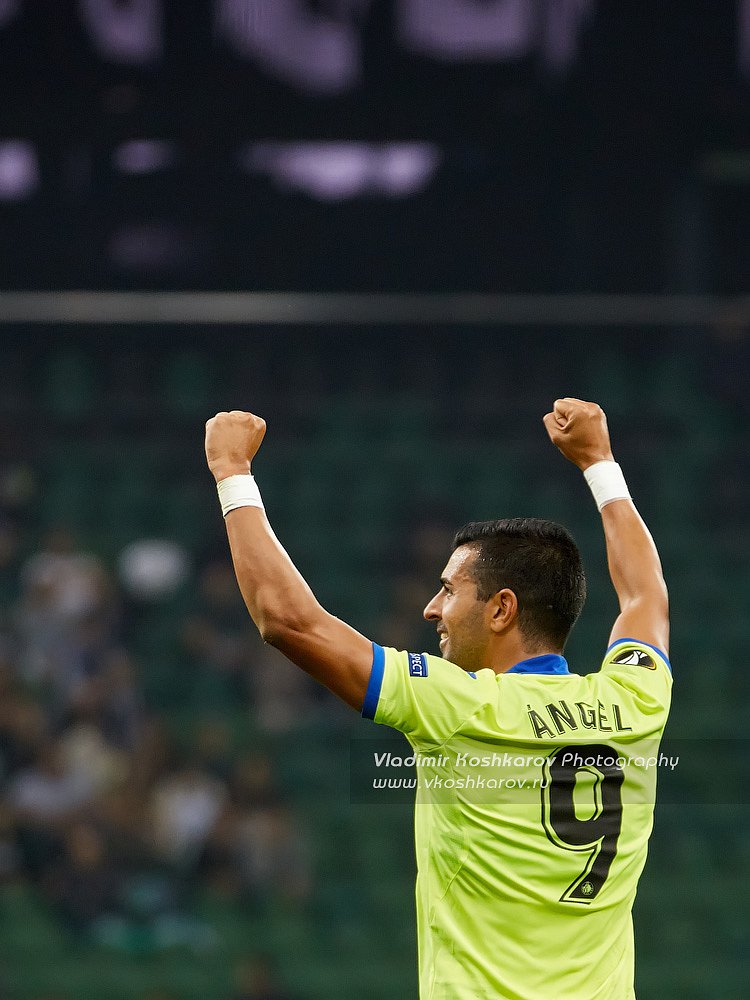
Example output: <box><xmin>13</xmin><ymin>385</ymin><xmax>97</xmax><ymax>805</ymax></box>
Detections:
<box><xmin>361</xmin><ymin>638</ymin><xmax>672</xmax><ymax>1000</ymax></box>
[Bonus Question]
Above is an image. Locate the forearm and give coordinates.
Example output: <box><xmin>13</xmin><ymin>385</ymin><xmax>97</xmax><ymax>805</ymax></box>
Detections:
<box><xmin>223</xmin><ymin>506</ymin><xmax>323</xmax><ymax>641</ymax></box>
<box><xmin>600</xmin><ymin>499</ymin><xmax>668</xmax><ymax>609</ymax></box>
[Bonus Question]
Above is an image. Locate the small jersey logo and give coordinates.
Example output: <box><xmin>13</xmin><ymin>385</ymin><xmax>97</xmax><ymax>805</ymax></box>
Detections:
<box><xmin>580</xmin><ymin>881</ymin><xmax>594</xmax><ymax>897</ymax></box>
<box><xmin>408</xmin><ymin>652</ymin><xmax>429</xmax><ymax>678</ymax></box>
<box><xmin>611</xmin><ymin>647</ymin><xmax>656</xmax><ymax>670</ymax></box>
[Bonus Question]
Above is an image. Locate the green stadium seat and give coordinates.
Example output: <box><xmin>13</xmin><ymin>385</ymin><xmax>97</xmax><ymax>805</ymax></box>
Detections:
<box><xmin>162</xmin><ymin>351</ymin><xmax>218</xmax><ymax>420</ymax></box>
<box><xmin>40</xmin><ymin>348</ymin><xmax>97</xmax><ymax>421</ymax></box>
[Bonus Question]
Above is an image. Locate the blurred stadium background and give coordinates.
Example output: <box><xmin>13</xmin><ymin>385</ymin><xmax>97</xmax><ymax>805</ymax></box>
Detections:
<box><xmin>0</xmin><ymin>2</ymin><xmax>749</xmax><ymax>998</ymax></box>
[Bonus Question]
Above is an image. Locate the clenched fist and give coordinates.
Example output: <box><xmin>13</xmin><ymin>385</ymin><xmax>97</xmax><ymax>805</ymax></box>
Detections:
<box><xmin>205</xmin><ymin>410</ymin><xmax>267</xmax><ymax>483</ymax></box>
<box><xmin>542</xmin><ymin>398</ymin><xmax>615</xmax><ymax>471</ymax></box>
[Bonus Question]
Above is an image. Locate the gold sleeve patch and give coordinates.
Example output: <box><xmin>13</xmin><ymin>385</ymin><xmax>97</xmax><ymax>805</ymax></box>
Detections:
<box><xmin>610</xmin><ymin>647</ymin><xmax>656</xmax><ymax>670</ymax></box>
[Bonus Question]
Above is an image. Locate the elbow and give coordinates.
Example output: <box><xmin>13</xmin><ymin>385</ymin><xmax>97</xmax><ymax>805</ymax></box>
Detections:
<box><xmin>258</xmin><ymin>613</ymin><xmax>315</xmax><ymax>650</ymax></box>
<box><xmin>651</xmin><ymin>573</ymin><xmax>669</xmax><ymax>610</ymax></box>
<box><xmin>651</xmin><ymin>581</ymin><xmax>669</xmax><ymax>619</ymax></box>
<box><xmin>258</xmin><ymin>618</ymin><xmax>289</xmax><ymax>647</ymax></box>
<box><xmin>250</xmin><ymin>590</ymin><xmax>322</xmax><ymax>648</ymax></box>
<box><xmin>619</xmin><ymin>570</ymin><xmax>668</xmax><ymax>610</ymax></box>
<box><xmin>259</xmin><ymin>626</ymin><xmax>288</xmax><ymax>649</ymax></box>
<box><xmin>622</xmin><ymin>579</ymin><xmax>669</xmax><ymax>616</ymax></box>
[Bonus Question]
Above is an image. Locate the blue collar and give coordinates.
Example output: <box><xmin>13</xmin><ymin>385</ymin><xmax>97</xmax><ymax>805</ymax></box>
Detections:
<box><xmin>507</xmin><ymin>654</ymin><xmax>569</xmax><ymax>675</ymax></box>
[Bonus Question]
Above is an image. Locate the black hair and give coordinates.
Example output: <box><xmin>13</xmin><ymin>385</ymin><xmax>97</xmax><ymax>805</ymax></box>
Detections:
<box><xmin>452</xmin><ymin>518</ymin><xmax>586</xmax><ymax>651</ymax></box>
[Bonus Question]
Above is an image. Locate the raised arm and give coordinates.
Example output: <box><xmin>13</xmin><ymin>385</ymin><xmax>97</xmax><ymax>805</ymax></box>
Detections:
<box><xmin>543</xmin><ymin>398</ymin><xmax>669</xmax><ymax>656</ymax></box>
<box><xmin>204</xmin><ymin>410</ymin><xmax>374</xmax><ymax>710</ymax></box>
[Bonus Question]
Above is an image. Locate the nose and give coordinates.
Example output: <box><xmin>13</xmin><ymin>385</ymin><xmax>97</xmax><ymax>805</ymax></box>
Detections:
<box><xmin>423</xmin><ymin>591</ymin><xmax>441</xmax><ymax>622</ymax></box>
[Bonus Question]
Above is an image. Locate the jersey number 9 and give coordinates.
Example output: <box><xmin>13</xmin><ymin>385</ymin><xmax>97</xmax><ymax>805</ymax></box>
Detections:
<box><xmin>541</xmin><ymin>744</ymin><xmax>624</xmax><ymax>904</ymax></box>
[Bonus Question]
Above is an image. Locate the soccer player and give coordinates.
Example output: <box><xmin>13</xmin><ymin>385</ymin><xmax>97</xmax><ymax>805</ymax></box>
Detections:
<box><xmin>204</xmin><ymin>397</ymin><xmax>671</xmax><ymax>1000</ymax></box>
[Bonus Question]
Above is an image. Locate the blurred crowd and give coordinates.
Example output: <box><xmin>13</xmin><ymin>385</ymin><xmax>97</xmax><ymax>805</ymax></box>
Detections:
<box><xmin>23</xmin><ymin>951</ymin><xmax>297</xmax><ymax>1000</ymax></box>
<box><xmin>0</xmin><ymin>520</ymin><xmax>318</xmax><ymax>996</ymax></box>
<box><xmin>24</xmin><ymin>951</ymin><xmax>296</xmax><ymax>1000</ymax></box>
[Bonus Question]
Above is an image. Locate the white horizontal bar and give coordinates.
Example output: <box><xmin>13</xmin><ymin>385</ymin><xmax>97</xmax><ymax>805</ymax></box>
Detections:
<box><xmin>0</xmin><ymin>291</ymin><xmax>737</xmax><ymax>325</ymax></box>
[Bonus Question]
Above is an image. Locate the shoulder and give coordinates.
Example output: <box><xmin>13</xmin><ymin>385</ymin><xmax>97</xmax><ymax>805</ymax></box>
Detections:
<box><xmin>594</xmin><ymin>637</ymin><xmax>672</xmax><ymax>717</ymax></box>
<box><xmin>363</xmin><ymin>645</ymin><xmax>498</xmax><ymax>740</ymax></box>
<box><xmin>602</xmin><ymin>637</ymin><xmax>671</xmax><ymax>676</ymax></box>
<box><xmin>380</xmin><ymin>647</ymin><xmax>497</xmax><ymax>695</ymax></box>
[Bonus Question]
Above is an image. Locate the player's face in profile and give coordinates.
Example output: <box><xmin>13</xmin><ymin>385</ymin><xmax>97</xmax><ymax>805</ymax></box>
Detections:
<box><xmin>423</xmin><ymin>546</ymin><xmax>489</xmax><ymax>672</ymax></box>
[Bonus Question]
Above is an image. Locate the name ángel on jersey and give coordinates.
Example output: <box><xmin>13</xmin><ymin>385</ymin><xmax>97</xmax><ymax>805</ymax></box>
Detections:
<box><xmin>526</xmin><ymin>698</ymin><xmax>632</xmax><ymax>739</ymax></box>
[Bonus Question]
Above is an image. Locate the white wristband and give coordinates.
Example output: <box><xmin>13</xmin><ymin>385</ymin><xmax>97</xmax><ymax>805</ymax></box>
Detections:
<box><xmin>217</xmin><ymin>474</ymin><xmax>265</xmax><ymax>517</ymax></box>
<box><xmin>583</xmin><ymin>461</ymin><xmax>631</xmax><ymax>511</ymax></box>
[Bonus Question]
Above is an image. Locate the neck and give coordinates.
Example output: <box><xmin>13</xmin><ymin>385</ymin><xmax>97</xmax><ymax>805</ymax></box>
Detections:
<box><xmin>486</xmin><ymin>636</ymin><xmax>560</xmax><ymax>675</ymax></box>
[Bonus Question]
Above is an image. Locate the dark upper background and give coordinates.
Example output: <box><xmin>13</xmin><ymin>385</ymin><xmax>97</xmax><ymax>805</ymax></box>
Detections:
<box><xmin>1</xmin><ymin>0</ymin><xmax>748</xmax><ymax>293</ymax></box>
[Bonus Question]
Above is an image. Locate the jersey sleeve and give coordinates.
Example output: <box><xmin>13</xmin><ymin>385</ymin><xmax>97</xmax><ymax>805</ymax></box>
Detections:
<box><xmin>361</xmin><ymin>643</ymin><xmax>497</xmax><ymax>743</ymax></box>
<box><xmin>600</xmin><ymin>637</ymin><xmax>672</xmax><ymax>716</ymax></box>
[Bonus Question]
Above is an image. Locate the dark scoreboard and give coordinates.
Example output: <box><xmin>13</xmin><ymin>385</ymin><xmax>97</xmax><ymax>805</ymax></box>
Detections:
<box><xmin>0</xmin><ymin>1</ymin><xmax>747</xmax><ymax>292</ymax></box>
<box><xmin>0</xmin><ymin>0</ymin><xmax>746</xmax><ymax>140</ymax></box>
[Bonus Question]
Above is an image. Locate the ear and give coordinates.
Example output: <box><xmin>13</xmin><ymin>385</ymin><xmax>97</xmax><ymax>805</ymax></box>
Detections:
<box><xmin>487</xmin><ymin>588</ymin><xmax>519</xmax><ymax>634</ymax></box>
